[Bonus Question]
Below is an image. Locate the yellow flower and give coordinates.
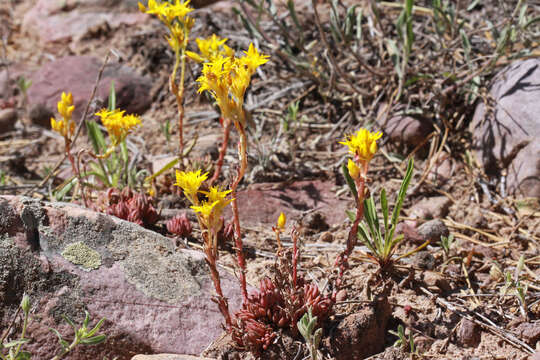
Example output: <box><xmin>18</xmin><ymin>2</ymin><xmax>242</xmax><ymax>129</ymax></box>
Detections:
<box><xmin>347</xmin><ymin>159</ymin><xmax>360</xmax><ymax>180</ymax></box>
<box><xmin>95</xmin><ymin>109</ymin><xmax>141</xmax><ymax>146</ymax></box>
<box><xmin>191</xmin><ymin>200</ymin><xmax>219</xmax><ymax>219</ymax></box>
<box><xmin>139</xmin><ymin>0</ymin><xmax>168</xmax><ymax>18</ymax></box>
<box><xmin>50</xmin><ymin>117</ymin><xmax>75</xmax><ymax>139</ymax></box>
<box><xmin>57</xmin><ymin>92</ymin><xmax>75</xmax><ymax>120</ymax></box>
<box><xmin>340</xmin><ymin>128</ymin><xmax>382</xmax><ymax>162</ymax></box>
<box><xmin>174</xmin><ymin>169</ymin><xmax>208</xmax><ymax>201</ymax></box>
<box><xmin>50</xmin><ymin>92</ymin><xmax>76</xmax><ymax>139</ymax></box>
<box><xmin>139</xmin><ymin>0</ymin><xmax>193</xmax><ymax>23</ymax></box>
<box><xmin>201</xmin><ymin>186</ymin><xmax>233</xmax><ymax>214</ymax></box>
<box><xmin>277</xmin><ymin>212</ymin><xmax>286</xmax><ymax>230</ymax></box>
<box><xmin>187</xmin><ymin>35</ymin><xmax>234</xmax><ymax>63</ymax></box>
<box><xmin>241</xmin><ymin>43</ymin><xmax>270</xmax><ymax>74</ymax></box>
<box><xmin>196</xmin><ymin>43</ymin><xmax>268</xmax><ymax>126</ymax></box>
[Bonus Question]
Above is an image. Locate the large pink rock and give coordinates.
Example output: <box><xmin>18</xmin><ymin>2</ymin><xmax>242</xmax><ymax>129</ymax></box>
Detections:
<box><xmin>470</xmin><ymin>58</ymin><xmax>540</xmax><ymax>198</ymax></box>
<box><xmin>226</xmin><ymin>180</ymin><xmax>348</xmax><ymax>227</ymax></box>
<box><xmin>22</xmin><ymin>0</ymin><xmax>148</xmax><ymax>44</ymax></box>
<box><xmin>0</xmin><ymin>195</ymin><xmax>242</xmax><ymax>359</ymax></box>
<box><xmin>28</xmin><ymin>56</ymin><xmax>152</xmax><ymax>122</ymax></box>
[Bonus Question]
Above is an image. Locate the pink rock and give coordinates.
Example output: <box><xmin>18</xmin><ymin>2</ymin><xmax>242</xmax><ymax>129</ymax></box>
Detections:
<box><xmin>225</xmin><ymin>180</ymin><xmax>348</xmax><ymax>227</ymax></box>
<box><xmin>22</xmin><ymin>0</ymin><xmax>148</xmax><ymax>44</ymax></box>
<box><xmin>376</xmin><ymin>104</ymin><xmax>434</xmax><ymax>149</ymax></box>
<box><xmin>410</xmin><ymin>196</ymin><xmax>452</xmax><ymax>220</ymax></box>
<box><xmin>28</xmin><ymin>56</ymin><xmax>152</xmax><ymax>123</ymax></box>
<box><xmin>470</xmin><ymin>58</ymin><xmax>540</xmax><ymax>197</ymax></box>
<box><xmin>0</xmin><ymin>195</ymin><xmax>243</xmax><ymax>359</ymax></box>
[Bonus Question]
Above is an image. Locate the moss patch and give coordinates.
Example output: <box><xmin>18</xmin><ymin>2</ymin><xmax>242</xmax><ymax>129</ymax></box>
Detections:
<box><xmin>61</xmin><ymin>242</ymin><xmax>101</xmax><ymax>270</ymax></box>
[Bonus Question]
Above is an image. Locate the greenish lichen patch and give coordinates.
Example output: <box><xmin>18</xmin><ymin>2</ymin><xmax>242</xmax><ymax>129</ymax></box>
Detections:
<box><xmin>61</xmin><ymin>242</ymin><xmax>101</xmax><ymax>270</ymax></box>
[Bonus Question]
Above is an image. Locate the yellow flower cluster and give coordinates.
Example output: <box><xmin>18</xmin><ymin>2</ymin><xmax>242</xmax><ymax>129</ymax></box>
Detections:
<box><xmin>175</xmin><ymin>169</ymin><xmax>233</xmax><ymax>251</ymax></box>
<box><xmin>341</xmin><ymin>128</ymin><xmax>382</xmax><ymax>180</ymax></box>
<box><xmin>186</xmin><ymin>34</ymin><xmax>235</xmax><ymax>63</ymax></box>
<box><xmin>95</xmin><ymin>109</ymin><xmax>141</xmax><ymax>146</ymax></box>
<box><xmin>50</xmin><ymin>92</ymin><xmax>76</xmax><ymax>139</ymax></box>
<box><xmin>139</xmin><ymin>0</ymin><xmax>194</xmax><ymax>52</ymax></box>
<box><xmin>196</xmin><ymin>43</ymin><xmax>269</xmax><ymax>126</ymax></box>
<box><xmin>174</xmin><ymin>169</ymin><xmax>208</xmax><ymax>203</ymax></box>
<box><xmin>341</xmin><ymin>129</ymin><xmax>383</xmax><ymax>163</ymax></box>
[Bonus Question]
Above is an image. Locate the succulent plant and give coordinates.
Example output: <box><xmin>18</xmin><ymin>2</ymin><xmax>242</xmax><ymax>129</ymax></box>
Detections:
<box><xmin>166</xmin><ymin>213</ymin><xmax>193</xmax><ymax>237</ymax></box>
<box><xmin>95</xmin><ymin>188</ymin><xmax>159</xmax><ymax>228</ymax></box>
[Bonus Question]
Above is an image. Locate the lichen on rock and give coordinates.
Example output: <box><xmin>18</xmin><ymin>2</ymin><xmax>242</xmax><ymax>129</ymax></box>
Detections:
<box><xmin>61</xmin><ymin>241</ymin><xmax>101</xmax><ymax>270</ymax></box>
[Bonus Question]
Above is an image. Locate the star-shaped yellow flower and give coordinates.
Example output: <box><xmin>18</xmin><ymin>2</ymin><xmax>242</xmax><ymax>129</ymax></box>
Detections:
<box><xmin>340</xmin><ymin>128</ymin><xmax>383</xmax><ymax>162</ymax></box>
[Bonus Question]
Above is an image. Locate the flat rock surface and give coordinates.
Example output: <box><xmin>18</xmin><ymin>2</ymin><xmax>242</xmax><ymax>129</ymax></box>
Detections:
<box><xmin>22</xmin><ymin>0</ymin><xmax>147</xmax><ymax>44</ymax></box>
<box><xmin>0</xmin><ymin>195</ymin><xmax>242</xmax><ymax>359</ymax></box>
<box><xmin>227</xmin><ymin>180</ymin><xmax>347</xmax><ymax>228</ymax></box>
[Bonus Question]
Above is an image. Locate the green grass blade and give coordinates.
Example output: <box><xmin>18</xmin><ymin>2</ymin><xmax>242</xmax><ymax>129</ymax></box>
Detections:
<box><xmin>390</xmin><ymin>158</ymin><xmax>414</xmax><ymax>227</ymax></box>
<box><xmin>86</xmin><ymin>120</ymin><xmax>107</xmax><ymax>154</ymax></box>
<box><xmin>108</xmin><ymin>81</ymin><xmax>116</xmax><ymax>111</ymax></box>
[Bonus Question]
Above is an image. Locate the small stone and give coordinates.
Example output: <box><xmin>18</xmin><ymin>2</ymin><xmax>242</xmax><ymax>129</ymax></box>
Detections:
<box><xmin>417</xmin><ymin>219</ymin><xmax>449</xmax><ymax>243</ymax></box>
<box><xmin>514</xmin><ymin>322</ymin><xmax>540</xmax><ymax>345</ymax></box>
<box><xmin>410</xmin><ymin>196</ymin><xmax>452</xmax><ymax>220</ymax></box>
<box><xmin>28</xmin><ymin>104</ymin><xmax>54</xmax><ymax>128</ymax></box>
<box><xmin>457</xmin><ymin>319</ymin><xmax>481</xmax><ymax>347</ymax></box>
<box><xmin>411</xmin><ymin>251</ymin><xmax>435</xmax><ymax>270</ymax></box>
<box><xmin>396</xmin><ymin>222</ymin><xmax>424</xmax><ymax>245</ymax></box>
<box><xmin>0</xmin><ymin>108</ymin><xmax>17</xmax><ymax>132</ymax></box>
<box><xmin>336</xmin><ymin>289</ymin><xmax>347</xmax><ymax>302</ymax></box>
<box><xmin>191</xmin><ymin>133</ymin><xmax>221</xmax><ymax>160</ymax></box>
<box><xmin>422</xmin><ymin>271</ymin><xmax>451</xmax><ymax>293</ymax></box>
<box><xmin>319</xmin><ymin>231</ymin><xmax>334</xmax><ymax>243</ymax></box>
<box><xmin>303</xmin><ymin>211</ymin><xmax>330</xmax><ymax>233</ymax></box>
<box><xmin>428</xmin><ymin>152</ymin><xmax>454</xmax><ymax>184</ymax></box>
<box><xmin>151</xmin><ymin>155</ymin><xmax>178</xmax><ymax>175</ymax></box>
<box><xmin>376</xmin><ymin>104</ymin><xmax>433</xmax><ymax>149</ymax></box>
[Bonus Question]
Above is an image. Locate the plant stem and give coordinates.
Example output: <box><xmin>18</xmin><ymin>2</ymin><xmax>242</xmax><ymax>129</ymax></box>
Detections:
<box><xmin>335</xmin><ymin>161</ymin><xmax>368</xmax><ymax>290</ymax></box>
<box><xmin>13</xmin><ymin>309</ymin><xmax>29</xmax><ymax>358</ymax></box>
<box><xmin>202</xmin><ymin>229</ymin><xmax>232</xmax><ymax>330</ymax></box>
<box><xmin>230</xmin><ymin>121</ymin><xmax>248</xmax><ymax>303</ymax></box>
<box><xmin>209</xmin><ymin>118</ymin><xmax>231</xmax><ymax>186</ymax></box>
<box><xmin>50</xmin><ymin>336</ymin><xmax>79</xmax><ymax>360</ymax></box>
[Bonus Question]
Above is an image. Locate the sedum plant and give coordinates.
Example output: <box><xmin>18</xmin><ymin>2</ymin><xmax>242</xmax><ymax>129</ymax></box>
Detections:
<box><xmin>139</xmin><ymin>0</ymin><xmax>195</xmax><ymax>159</ymax></box>
<box><xmin>51</xmin><ymin>86</ymin><xmax>145</xmax><ymax>206</ymax></box>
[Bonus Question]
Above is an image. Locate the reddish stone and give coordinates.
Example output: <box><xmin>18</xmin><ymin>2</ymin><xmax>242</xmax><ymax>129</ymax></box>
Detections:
<box><xmin>0</xmin><ymin>195</ymin><xmax>243</xmax><ymax>359</ymax></box>
<box><xmin>470</xmin><ymin>58</ymin><xmax>540</xmax><ymax>197</ymax></box>
<box><xmin>28</xmin><ymin>56</ymin><xmax>152</xmax><ymax>123</ymax></box>
<box><xmin>225</xmin><ymin>180</ymin><xmax>348</xmax><ymax>227</ymax></box>
<box><xmin>22</xmin><ymin>0</ymin><xmax>148</xmax><ymax>44</ymax></box>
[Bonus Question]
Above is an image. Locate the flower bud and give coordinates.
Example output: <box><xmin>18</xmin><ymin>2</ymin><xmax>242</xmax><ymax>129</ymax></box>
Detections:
<box><xmin>347</xmin><ymin>159</ymin><xmax>360</xmax><ymax>180</ymax></box>
<box><xmin>277</xmin><ymin>212</ymin><xmax>286</xmax><ymax>230</ymax></box>
<box><xmin>21</xmin><ymin>294</ymin><xmax>30</xmax><ymax>314</ymax></box>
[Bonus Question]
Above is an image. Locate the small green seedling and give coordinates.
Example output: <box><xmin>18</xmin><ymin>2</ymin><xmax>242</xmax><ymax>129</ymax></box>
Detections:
<box><xmin>297</xmin><ymin>307</ymin><xmax>322</xmax><ymax>360</ymax></box>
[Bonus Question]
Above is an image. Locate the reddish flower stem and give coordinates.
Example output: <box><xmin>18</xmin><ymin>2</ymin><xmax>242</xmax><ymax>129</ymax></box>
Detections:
<box><xmin>335</xmin><ymin>161</ymin><xmax>368</xmax><ymax>290</ymax></box>
<box><xmin>209</xmin><ymin>118</ymin><xmax>231</xmax><ymax>186</ymax></box>
<box><xmin>230</xmin><ymin>123</ymin><xmax>248</xmax><ymax>303</ymax></box>
<box><xmin>203</xmin><ymin>232</ymin><xmax>232</xmax><ymax>330</ymax></box>
<box><xmin>292</xmin><ymin>228</ymin><xmax>299</xmax><ymax>289</ymax></box>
